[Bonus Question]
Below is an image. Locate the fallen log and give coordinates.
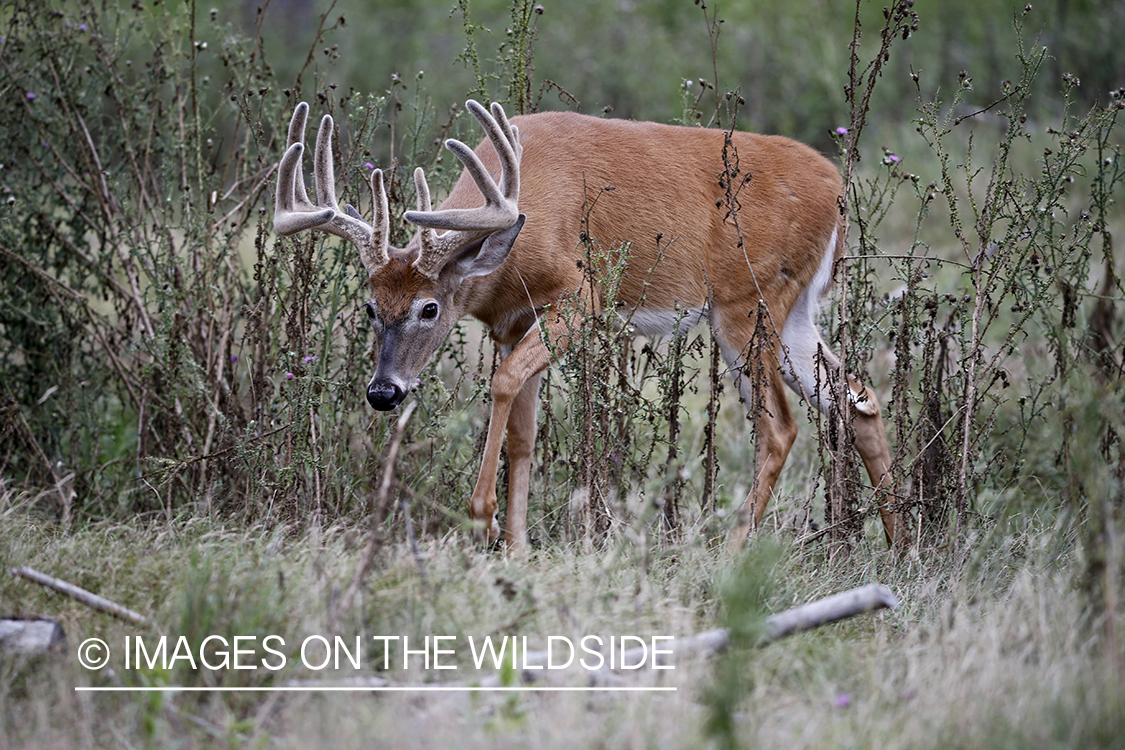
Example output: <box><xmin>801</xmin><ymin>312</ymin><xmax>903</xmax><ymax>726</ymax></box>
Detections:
<box><xmin>10</xmin><ymin>565</ymin><xmax>150</xmax><ymax>626</ymax></box>
<box><xmin>486</xmin><ymin>582</ymin><xmax>899</xmax><ymax>686</ymax></box>
<box><xmin>285</xmin><ymin>582</ymin><xmax>899</xmax><ymax>690</ymax></box>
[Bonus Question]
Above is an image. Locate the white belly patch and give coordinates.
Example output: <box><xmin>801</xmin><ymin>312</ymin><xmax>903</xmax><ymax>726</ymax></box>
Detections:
<box><xmin>615</xmin><ymin>306</ymin><xmax>709</xmax><ymax>337</ymax></box>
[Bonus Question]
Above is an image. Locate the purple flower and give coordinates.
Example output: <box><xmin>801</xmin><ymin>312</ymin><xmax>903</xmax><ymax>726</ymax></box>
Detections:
<box><xmin>834</xmin><ymin>693</ymin><xmax>852</xmax><ymax>709</ymax></box>
<box><xmin>303</xmin><ymin>355</ymin><xmax>316</xmax><ymax>364</ymax></box>
<box><xmin>230</xmin><ymin>355</ymin><xmax>238</xmax><ymax>364</ymax></box>
<box><xmin>882</xmin><ymin>153</ymin><xmax>901</xmax><ymax>165</ymax></box>
<box><xmin>285</xmin><ymin>372</ymin><xmax>294</xmax><ymax>380</ymax></box>
<box><xmin>26</xmin><ymin>92</ymin><xmax>36</xmax><ymax>101</ymax></box>
<box><xmin>364</xmin><ymin>162</ymin><xmax>375</xmax><ymax>170</ymax></box>
<box><xmin>78</xmin><ymin>23</ymin><xmax>88</xmax><ymax>31</ymax></box>
<box><xmin>835</xmin><ymin>126</ymin><xmax>848</xmax><ymax>136</ymax></box>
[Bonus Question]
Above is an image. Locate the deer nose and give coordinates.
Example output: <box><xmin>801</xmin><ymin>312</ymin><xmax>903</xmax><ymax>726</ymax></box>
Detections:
<box><xmin>367</xmin><ymin>381</ymin><xmax>404</xmax><ymax>411</ymax></box>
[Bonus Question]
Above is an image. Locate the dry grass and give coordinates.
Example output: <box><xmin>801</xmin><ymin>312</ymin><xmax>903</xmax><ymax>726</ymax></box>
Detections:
<box><xmin>2</xmin><ymin>499</ymin><xmax>1121</xmax><ymax>749</ymax></box>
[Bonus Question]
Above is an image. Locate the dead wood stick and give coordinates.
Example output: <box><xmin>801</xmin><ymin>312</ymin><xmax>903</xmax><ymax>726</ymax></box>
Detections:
<box><xmin>331</xmin><ymin>401</ymin><xmax>417</xmax><ymax>634</ymax></box>
<box><xmin>759</xmin><ymin>582</ymin><xmax>899</xmax><ymax>642</ymax></box>
<box><xmin>286</xmin><ymin>582</ymin><xmax>899</xmax><ymax>691</ymax></box>
<box><xmin>10</xmin><ymin>565</ymin><xmax>150</xmax><ymax>625</ymax></box>
<box><xmin>509</xmin><ymin>582</ymin><xmax>899</xmax><ymax>682</ymax></box>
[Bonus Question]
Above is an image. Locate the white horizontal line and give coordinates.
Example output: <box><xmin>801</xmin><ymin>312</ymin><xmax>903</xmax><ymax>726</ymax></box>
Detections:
<box><xmin>75</xmin><ymin>685</ymin><xmax>676</xmax><ymax>693</ymax></box>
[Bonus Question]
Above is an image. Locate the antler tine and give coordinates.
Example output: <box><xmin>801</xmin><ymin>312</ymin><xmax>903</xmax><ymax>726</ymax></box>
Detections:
<box><xmin>275</xmin><ymin>104</ymin><xmax>335</xmax><ymax>235</ymax></box>
<box><xmin>414</xmin><ymin>166</ymin><xmax>433</xmax><ymax>214</ymax></box>
<box><xmin>285</xmin><ymin>102</ymin><xmax>313</xmax><ymax>206</ymax></box>
<box><xmin>413</xmin><ymin>167</ymin><xmax>442</xmax><ymax>262</ymax></box>
<box><xmin>311</xmin><ymin>115</ymin><xmax>377</xmax><ymax>251</ymax></box>
<box><xmin>368</xmin><ymin>168</ymin><xmax>390</xmax><ymax>260</ymax></box>
<box><xmin>312</xmin><ymin>115</ymin><xmax>343</xmax><ymax>213</ymax></box>
<box><xmin>489</xmin><ymin>101</ymin><xmax>522</xmax><ymax>199</ymax></box>
<box><xmin>272</xmin><ymin>103</ymin><xmax>389</xmax><ymax>273</ymax></box>
<box><xmin>405</xmin><ymin>100</ymin><xmax>521</xmax><ymax>232</ymax></box>
<box><xmin>405</xmin><ymin>100</ymin><xmax>522</xmax><ymax>279</ymax></box>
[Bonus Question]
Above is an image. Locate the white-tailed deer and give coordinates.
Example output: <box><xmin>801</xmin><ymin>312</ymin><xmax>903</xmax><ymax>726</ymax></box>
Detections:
<box><xmin>274</xmin><ymin>100</ymin><xmax>902</xmax><ymax>551</ymax></box>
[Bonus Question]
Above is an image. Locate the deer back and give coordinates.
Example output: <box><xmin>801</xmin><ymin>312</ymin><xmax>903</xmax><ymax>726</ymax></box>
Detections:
<box><xmin>449</xmin><ymin>110</ymin><xmax>844</xmax><ymax>342</ymax></box>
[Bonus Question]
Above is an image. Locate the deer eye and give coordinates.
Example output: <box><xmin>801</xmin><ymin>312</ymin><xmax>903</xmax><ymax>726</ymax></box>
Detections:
<box><xmin>363</xmin><ymin>301</ymin><xmax>377</xmax><ymax>320</ymax></box>
<box><xmin>420</xmin><ymin>302</ymin><xmax>439</xmax><ymax>320</ymax></box>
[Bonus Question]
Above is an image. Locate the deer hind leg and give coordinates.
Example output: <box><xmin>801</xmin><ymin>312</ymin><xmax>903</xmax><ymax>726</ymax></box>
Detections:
<box><xmin>728</xmin><ymin>359</ymin><xmax>800</xmax><ymax>546</ymax></box>
<box><xmin>711</xmin><ymin>301</ymin><xmax>800</xmax><ymax>545</ymax></box>
<box><xmin>777</xmin><ymin>284</ymin><xmax>902</xmax><ymax>546</ymax></box>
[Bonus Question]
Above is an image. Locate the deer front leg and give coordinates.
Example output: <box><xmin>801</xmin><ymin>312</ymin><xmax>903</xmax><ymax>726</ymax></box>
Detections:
<box><xmin>503</xmin><ymin>371</ymin><xmax>543</xmax><ymax>551</ymax></box>
<box><xmin>470</xmin><ymin>390</ymin><xmax>513</xmax><ymax>546</ymax></box>
<box><xmin>469</xmin><ymin>317</ymin><xmax>566</xmax><ymax>549</ymax></box>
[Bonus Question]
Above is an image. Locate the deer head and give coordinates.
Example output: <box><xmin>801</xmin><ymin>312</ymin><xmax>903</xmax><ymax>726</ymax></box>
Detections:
<box><xmin>274</xmin><ymin>100</ymin><xmax>524</xmax><ymax>411</ymax></box>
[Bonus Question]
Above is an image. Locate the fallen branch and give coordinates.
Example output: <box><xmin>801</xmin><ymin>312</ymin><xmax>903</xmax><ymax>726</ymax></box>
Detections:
<box><xmin>289</xmin><ymin>582</ymin><xmax>899</xmax><ymax>690</ymax></box>
<box><xmin>498</xmin><ymin>582</ymin><xmax>899</xmax><ymax>685</ymax></box>
<box><xmin>761</xmin><ymin>581</ymin><xmax>899</xmax><ymax>642</ymax></box>
<box><xmin>10</xmin><ymin>565</ymin><xmax>150</xmax><ymax>625</ymax></box>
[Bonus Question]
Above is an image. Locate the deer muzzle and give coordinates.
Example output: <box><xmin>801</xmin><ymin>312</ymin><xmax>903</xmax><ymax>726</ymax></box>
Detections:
<box><xmin>367</xmin><ymin>380</ymin><xmax>406</xmax><ymax>411</ymax></box>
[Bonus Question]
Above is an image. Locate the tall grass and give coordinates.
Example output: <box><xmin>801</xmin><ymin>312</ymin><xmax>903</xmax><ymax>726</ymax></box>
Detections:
<box><xmin>836</xmin><ymin>5</ymin><xmax>1125</xmax><ymax>549</ymax></box>
<box><xmin>1</xmin><ymin>0</ymin><xmax>1122</xmax><ymax>565</ymax></box>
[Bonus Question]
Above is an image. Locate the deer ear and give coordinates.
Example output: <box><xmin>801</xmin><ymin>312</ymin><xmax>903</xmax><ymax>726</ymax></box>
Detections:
<box><xmin>454</xmin><ymin>214</ymin><xmax>525</xmax><ymax>279</ymax></box>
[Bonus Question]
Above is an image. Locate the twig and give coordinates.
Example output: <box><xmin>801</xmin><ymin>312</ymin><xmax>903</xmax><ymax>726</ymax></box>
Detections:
<box><xmin>10</xmin><ymin>565</ymin><xmax>150</xmax><ymax>626</ymax></box>
<box><xmin>398</xmin><ymin>486</ymin><xmax>429</xmax><ymax>583</ymax></box>
<box><xmin>143</xmin><ymin>422</ymin><xmax>293</xmax><ymax>482</ymax></box>
<box><xmin>331</xmin><ymin>401</ymin><xmax>417</xmax><ymax>633</ymax></box>
<box><xmin>952</xmin><ymin>87</ymin><xmax>1021</xmax><ymax>126</ymax></box>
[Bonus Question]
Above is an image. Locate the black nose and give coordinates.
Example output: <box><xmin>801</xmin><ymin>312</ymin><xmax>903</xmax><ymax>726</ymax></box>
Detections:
<box><xmin>367</xmin><ymin>382</ymin><xmax>404</xmax><ymax>411</ymax></box>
